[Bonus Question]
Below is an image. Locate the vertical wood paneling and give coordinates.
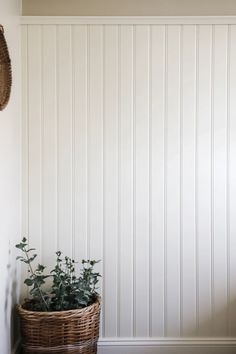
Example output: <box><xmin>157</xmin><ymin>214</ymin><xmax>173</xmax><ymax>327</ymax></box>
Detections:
<box><xmin>181</xmin><ymin>25</ymin><xmax>197</xmax><ymax>336</ymax></box>
<box><xmin>21</xmin><ymin>25</ymin><xmax>29</xmax><ymax>297</ymax></box>
<box><xmin>22</xmin><ymin>25</ymin><xmax>29</xmax><ymax>242</ymax></box>
<box><xmin>119</xmin><ymin>25</ymin><xmax>134</xmax><ymax>338</ymax></box>
<box><xmin>57</xmin><ymin>26</ymin><xmax>73</xmax><ymax>255</ymax></box>
<box><xmin>213</xmin><ymin>25</ymin><xmax>228</xmax><ymax>336</ymax></box>
<box><xmin>27</xmin><ymin>25</ymin><xmax>42</xmax><ymax>260</ymax></box>
<box><xmin>87</xmin><ymin>25</ymin><xmax>103</xmax><ymax>273</ymax></box>
<box><xmin>41</xmin><ymin>25</ymin><xmax>57</xmax><ymax>266</ymax></box>
<box><xmin>166</xmin><ymin>25</ymin><xmax>181</xmax><ymax>337</ymax></box>
<box><xmin>22</xmin><ymin>22</ymin><xmax>236</xmax><ymax>341</ymax></box>
<box><xmin>103</xmin><ymin>25</ymin><xmax>118</xmax><ymax>337</ymax></box>
<box><xmin>197</xmin><ymin>25</ymin><xmax>212</xmax><ymax>336</ymax></box>
<box><xmin>150</xmin><ymin>25</ymin><xmax>165</xmax><ymax>337</ymax></box>
<box><xmin>229</xmin><ymin>25</ymin><xmax>236</xmax><ymax>337</ymax></box>
<box><xmin>73</xmin><ymin>25</ymin><xmax>88</xmax><ymax>263</ymax></box>
<box><xmin>134</xmin><ymin>25</ymin><xmax>150</xmax><ymax>337</ymax></box>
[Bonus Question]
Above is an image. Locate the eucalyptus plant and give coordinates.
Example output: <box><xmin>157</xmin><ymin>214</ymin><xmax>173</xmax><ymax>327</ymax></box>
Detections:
<box><xmin>16</xmin><ymin>237</ymin><xmax>101</xmax><ymax>312</ymax></box>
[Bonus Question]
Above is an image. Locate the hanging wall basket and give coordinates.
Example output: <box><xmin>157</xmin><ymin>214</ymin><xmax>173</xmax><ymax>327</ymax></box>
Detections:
<box><xmin>0</xmin><ymin>25</ymin><xmax>12</xmax><ymax>111</ymax></box>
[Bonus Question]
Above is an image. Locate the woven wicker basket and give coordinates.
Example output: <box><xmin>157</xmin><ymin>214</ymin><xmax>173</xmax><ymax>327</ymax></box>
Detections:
<box><xmin>0</xmin><ymin>25</ymin><xmax>12</xmax><ymax>111</ymax></box>
<box><xmin>17</xmin><ymin>297</ymin><xmax>101</xmax><ymax>354</ymax></box>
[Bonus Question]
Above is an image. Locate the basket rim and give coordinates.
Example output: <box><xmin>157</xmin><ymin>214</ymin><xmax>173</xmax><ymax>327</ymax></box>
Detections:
<box><xmin>17</xmin><ymin>295</ymin><xmax>101</xmax><ymax>316</ymax></box>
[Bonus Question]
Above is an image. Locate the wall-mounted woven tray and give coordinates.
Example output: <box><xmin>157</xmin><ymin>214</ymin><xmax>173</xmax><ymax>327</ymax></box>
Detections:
<box><xmin>0</xmin><ymin>25</ymin><xmax>12</xmax><ymax>111</ymax></box>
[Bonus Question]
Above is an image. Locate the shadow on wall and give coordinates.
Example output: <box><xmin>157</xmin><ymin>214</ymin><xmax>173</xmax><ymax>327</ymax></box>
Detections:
<box><xmin>5</xmin><ymin>246</ymin><xmax>19</xmax><ymax>353</ymax></box>
<box><xmin>180</xmin><ymin>299</ymin><xmax>236</xmax><ymax>337</ymax></box>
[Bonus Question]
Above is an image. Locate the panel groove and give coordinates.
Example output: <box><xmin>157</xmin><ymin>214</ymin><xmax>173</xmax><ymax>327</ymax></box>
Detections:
<box><xmin>102</xmin><ymin>24</ymin><xmax>105</xmax><ymax>338</ymax></box>
<box><xmin>101</xmin><ymin>24</ymin><xmax>105</xmax><ymax>338</ymax></box>
<box><xmin>147</xmin><ymin>24</ymin><xmax>151</xmax><ymax>338</ymax></box>
<box><xmin>228</xmin><ymin>24</ymin><xmax>236</xmax><ymax>337</ymax></box>
<box><xmin>55</xmin><ymin>25</ymin><xmax>59</xmax><ymax>252</ymax></box>
<box><xmin>195</xmin><ymin>24</ymin><xmax>200</xmax><ymax>335</ymax></box>
<box><xmin>26</xmin><ymin>24</ymin><xmax>30</xmax><ymax>259</ymax></box>
<box><xmin>132</xmin><ymin>24</ymin><xmax>136</xmax><ymax>338</ymax></box>
<box><xmin>71</xmin><ymin>25</ymin><xmax>75</xmax><ymax>260</ymax></box>
<box><xmin>164</xmin><ymin>24</ymin><xmax>168</xmax><ymax>338</ymax></box>
<box><xmin>40</xmin><ymin>26</ymin><xmax>43</xmax><ymax>264</ymax></box>
<box><xmin>131</xmin><ymin>26</ymin><xmax>134</xmax><ymax>339</ymax></box>
<box><xmin>210</xmin><ymin>24</ymin><xmax>215</xmax><ymax>330</ymax></box>
<box><xmin>148</xmin><ymin>24</ymin><xmax>153</xmax><ymax>338</ymax></box>
<box><xmin>26</xmin><ymin>24</ymin><xmax>29</xmax><ymax>243</ymax></box>
<box><xmin>85</xmin><ymin>25</ymin><xmax>88</xmax><ymax>267</ymax></box>
<box><xmin>226</xmin><ymin>24</ymin><xmax>231</xmax><ymax>336</ymax></box>
<box><xmin>179</xmin><ymin>24</ymin><xmax>183</xmax><ymax>337</ymax></box>
<box><xmin>87</xmin><ymin>24</ymin><xmax>90</xmax><ymax>261</ymax></box>
<box><xmin>117</xmin><ymin>24</ymin><xmax>121</xmax><ymax>338</ymax></box>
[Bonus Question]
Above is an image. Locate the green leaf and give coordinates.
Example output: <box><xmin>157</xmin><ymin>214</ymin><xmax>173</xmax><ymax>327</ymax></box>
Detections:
<box><xmin>28</xmin><ymin>254</ymin><xmax>37</xmax><ymax>262</ymax></box>
<box><xmin>36</xmin><ymin>264</ymin><xmax>46</xmax><ymax>272</ymax></box>
<box><xmin>15</xmin><ymin>242</ymin><xmax>27</xmax><ymax>250</ymax></box>
<box><xmin>24</xmin><ymin>278</ymin><xmax>34</xmax><ymax>286</ymax></box>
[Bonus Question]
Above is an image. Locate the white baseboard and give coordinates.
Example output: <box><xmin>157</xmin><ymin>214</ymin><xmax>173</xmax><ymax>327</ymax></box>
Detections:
<box><xmin>98</xmin><ymin>338</ymin><xmax>236</xmax><ymax>354</ymax></box>
<box><xmin>11</xmin><ymin>337</ymin><xmax>236</xmax><ymax>354</ymax></box>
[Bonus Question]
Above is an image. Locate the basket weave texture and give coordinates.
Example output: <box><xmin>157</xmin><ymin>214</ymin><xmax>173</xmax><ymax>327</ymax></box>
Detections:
<box><xmin>17</xmin><ymin>297</ymin><xmax>101</xmax><ymax>354</ymax></box>
<box><xmin>0</xmin><ymin>26</ymin><xmax>12</xmax><ymax>111</ymax></box>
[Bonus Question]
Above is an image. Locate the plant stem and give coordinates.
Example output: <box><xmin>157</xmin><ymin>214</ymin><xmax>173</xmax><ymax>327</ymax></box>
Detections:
<box><xmin>24</xmin><ymin>248</ymin><xmax>49</xmax><ymax>311</ymax></box>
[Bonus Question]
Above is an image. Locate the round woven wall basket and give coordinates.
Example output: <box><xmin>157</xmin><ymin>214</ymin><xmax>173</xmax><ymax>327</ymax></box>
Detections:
<box><xmin>17</xmin><ymin>297</ymin><xmax>101</xmax><ymax>354</ymax></box>
<box><xmin>0</xmin><ymin>25</ymin><xmax>12</xmax><ymax>111</ymax></box>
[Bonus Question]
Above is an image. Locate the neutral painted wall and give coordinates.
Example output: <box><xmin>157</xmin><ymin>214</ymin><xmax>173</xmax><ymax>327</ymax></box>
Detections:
<box><xmin>0</xmin><ymin>1</ymin><xmax>21</xmax><ymax>353</ymax></box>
<box><xmin>22</xmin><ymin>17</ymin><xmax>236</xmax><ymax>353</ymax></box>
<box><xmin>22</xmin><ymin>0</ymin><xmax>236</xmax><ymax>16</ymax></box>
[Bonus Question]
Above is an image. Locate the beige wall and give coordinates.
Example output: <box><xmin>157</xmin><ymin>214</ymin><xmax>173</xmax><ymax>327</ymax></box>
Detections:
<box><xmin>22</xmin><ymin>0</ymin><xmax>236</xmax><ymax>16</ymax></box>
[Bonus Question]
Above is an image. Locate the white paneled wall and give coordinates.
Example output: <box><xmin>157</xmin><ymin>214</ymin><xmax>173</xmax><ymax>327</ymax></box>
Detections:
<box><xmin>22</xmin><ymin>18</ymin><xmax>236</xmax><ymax>350</ymax></box>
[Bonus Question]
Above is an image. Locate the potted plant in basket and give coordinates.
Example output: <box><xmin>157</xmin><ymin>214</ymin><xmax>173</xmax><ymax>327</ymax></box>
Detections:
<box><xmin>16</xmin><ymin>237</ymin><xmax>101</xmax><ymax>354</ymax></box>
